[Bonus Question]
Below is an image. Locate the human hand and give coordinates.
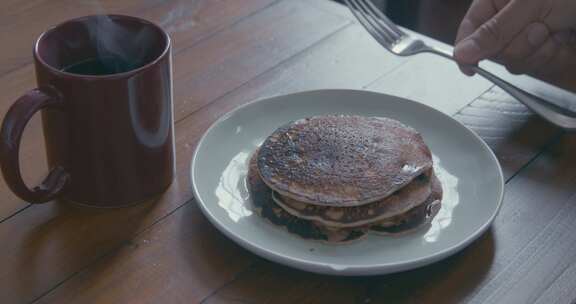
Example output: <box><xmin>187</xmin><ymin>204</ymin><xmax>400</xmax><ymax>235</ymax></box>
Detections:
<box><xmin>454</xmin><ymin>0</ymin><xmax>576</xmax><ymax>89</ymax></box>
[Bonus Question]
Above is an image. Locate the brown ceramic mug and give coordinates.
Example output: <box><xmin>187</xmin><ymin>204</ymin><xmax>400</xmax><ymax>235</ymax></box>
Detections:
<box><xmin>0</xmin><ymin>15</ymin><xmax>175</xmax><ymax>207</ymax></box>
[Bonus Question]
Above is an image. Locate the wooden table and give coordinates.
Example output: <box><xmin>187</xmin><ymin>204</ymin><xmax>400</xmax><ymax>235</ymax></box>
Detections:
<box><xmin>1</xmin><ymin>1</ymin><xmax>575</xmax><ymax>303</ymax></box>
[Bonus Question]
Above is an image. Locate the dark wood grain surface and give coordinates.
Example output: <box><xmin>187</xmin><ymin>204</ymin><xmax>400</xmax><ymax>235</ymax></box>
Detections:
<box><xmin>0</xmin><ymin>1</ymin><xmax>573</xmax><ymax>303</ymax></box>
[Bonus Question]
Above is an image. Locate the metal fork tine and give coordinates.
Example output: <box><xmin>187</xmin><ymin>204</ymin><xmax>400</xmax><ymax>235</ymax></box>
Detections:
<box><xmin>355</xmin><ymin>0</ymin><xmax>403</xmax><ymax>43</ymax></box>
<box><xmin>345</xmin><ymin>0</ymin><xmax>394</xmax><ymax>45</ymax></box>
<box><xmin>345</xmin><ymin>0</ymin><xmax>395</xmax><ymax>46</ymax></box>
<box><xmin>354</xmin><ymin>0</ymin><xmax>399</xmax><ymax>43</ymax></box>
<box><xmin>360</xmin><ymin>0</ymin><xmax>405</xmax><ymax>38</ymax></box>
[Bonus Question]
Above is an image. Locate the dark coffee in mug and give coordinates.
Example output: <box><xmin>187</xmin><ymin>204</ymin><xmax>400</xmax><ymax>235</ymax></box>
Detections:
<box><xmin>62</xmin><ymin>56</ymin><xmax>135</xmax><ymax>75</ymax></box>
<box><xmin>0</xmin><ymin>15</ymin><xmax>175</xmax><ymax>207</ymax></box>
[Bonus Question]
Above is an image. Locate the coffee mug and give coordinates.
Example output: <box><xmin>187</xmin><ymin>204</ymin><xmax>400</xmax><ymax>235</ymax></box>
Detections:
<box><xmin>0</xmin><ymin>15</ymin><xmax>175</xmax><ymax>207</ymax></box>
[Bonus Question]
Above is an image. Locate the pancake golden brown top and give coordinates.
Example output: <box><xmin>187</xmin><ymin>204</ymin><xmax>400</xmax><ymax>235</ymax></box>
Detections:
<box><xmin>247</xmin><ymin>150</ymin><xmax>367</xmax><ymax>243</ymax></box>
<box><xmin>257</xmin><ymin>115</ymin><xmax>432</xmax><ymax>207</ymax></box>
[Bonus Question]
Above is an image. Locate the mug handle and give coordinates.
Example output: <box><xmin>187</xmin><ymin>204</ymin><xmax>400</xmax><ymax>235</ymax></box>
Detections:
<box><xmin>0</xmin><ymin>86</ymin><xmax>70</xmax><ymax>203</ymax></box>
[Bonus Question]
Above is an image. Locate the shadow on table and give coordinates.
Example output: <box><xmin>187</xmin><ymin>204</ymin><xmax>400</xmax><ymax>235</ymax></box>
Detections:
<box><xmin>483</xmin><ymin>115</ymin><xmax>556</xmax><ymax>149</ymax></box>
<box><xmin>197</xmin><ymin>228</ymin><xmax>495</xmax><ymax>303</ymax></box>
<box><xmin>359</xmin><ymin>229</ymin><xmax>496</xmax><ymax>302</ymax></box>
<box><xmin>458</xmin><ymin>96</ymin><xmax>561</xmax><ymax>180</ymax></box>
<box><xmin>177</xmin><ymin>202</ymin><xmax>256</xmax><ymax>293</ymax></box>
<box><xmin>12</xmin><ymin>198</ymin><xmax>161</xmax><ymax>302</ymax></box>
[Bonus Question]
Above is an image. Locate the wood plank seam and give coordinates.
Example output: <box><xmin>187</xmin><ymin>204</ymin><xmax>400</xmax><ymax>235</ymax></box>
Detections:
<box><xmin>534</xmin><ymin>262</ymin><xmax>576</xmax><ymax>304</ymax></box>
<box><xmin>0</xmin><ymin>0</ymin><xmax>283</xmax><ymax>84</ymax></box>
<box><xmin>359</xmin><ymin>59</ymin><xmax>413</xmax><ymax>89</ymax></box>
<box><xmin>304</xmin><ymin>0</ymin><xmax>352</xmax><ymax>19</ymax></box>
<box><xmin>27</xmin><ymin>202</ymin><xmax>257</xmax><ymax>304</ymax></box>
<box><xmin>472</xmin><ymin>190</ymin><xmax>576</xmax><ymax>303</ymax></box>
<box><xmin>164</xmin><ymin>0</ymin><xmax>284</xmax><ymax>56</ymax></box>
<box><xmin>198</xmin><ymin>260</ymin><xmax>268</xmax><ymax>304</ymax></box>
<box><xmin>198</xmin><ymin>261</ymin><xmax>260</xmax><ymax>304</ymax></box>
<box><xmin>459</xmin><ymin>135</ymin><xmax>572</xmax><ymax>303</ymax></box>
<box><xmin>28</xmin><ymin>197</ymin><xmax>196</xmax><ymax>304</ymax></box>
<box><xmin>458</xmin><ymin>111</ymin><xmax>531</xmax><ymax>122</ymax></box>
<box><xmin>535</xmin><ymin>260</ymin><xmax>576</xmax><ymax>304</ymax></box>
<box><xmin>500</xmin><ymin>132</ymin><xmax>564</xmax><ymax>183</ymax></box>
<box><xmin>451</xmin><ymin>85</ymin><xmax>494</xmax><ymax>116</ymax></box>
<box><xmin>171</xmin><ymin>22</ymin><xmax>354</xmax><ymax>125</ymax></box>
<box><xmin>0</xmin><ymin>0</ymin><xmax>284</xmax><ymax>78</ymax></box>
<box><xmin>0</xmin><ymin>202</ymin><xmax>32</xmax><ymax>225</ymax></box>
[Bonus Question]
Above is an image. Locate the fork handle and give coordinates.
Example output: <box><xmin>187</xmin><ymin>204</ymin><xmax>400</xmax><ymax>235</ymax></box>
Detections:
<box><xmin>425</xmin><ymin>48</ymin><xmax>576</xmax><ymax>130</ymax></box>
<box><xmin>471</xmin><ymin>66</ymin><xmax>576</xmax><ymax>130</ymax></box>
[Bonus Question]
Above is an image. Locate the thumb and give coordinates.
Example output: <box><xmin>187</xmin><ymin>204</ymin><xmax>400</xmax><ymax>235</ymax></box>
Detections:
<box><xmin>454</xmin><ymin>0</ymin><xmax>541</xmax><ymax>65</ymax></box>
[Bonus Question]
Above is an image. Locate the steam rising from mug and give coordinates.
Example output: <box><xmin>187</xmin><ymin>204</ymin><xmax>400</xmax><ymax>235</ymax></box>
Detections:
<box><xmin>84</xmin><ymin>15</ymin><xmax>156</xmax><ymax>72</ymax></box>
<box><xmin>76</xmin><ymin>0</ymin><xmax>199</xmax><ymax>73</ymax></box>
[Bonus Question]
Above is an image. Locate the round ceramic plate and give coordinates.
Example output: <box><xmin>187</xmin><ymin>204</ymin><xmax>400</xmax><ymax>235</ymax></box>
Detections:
<box><xmin>191</xmin><ymin>89</ymin><xmax>504</xmax><ymax>276</ymax></box>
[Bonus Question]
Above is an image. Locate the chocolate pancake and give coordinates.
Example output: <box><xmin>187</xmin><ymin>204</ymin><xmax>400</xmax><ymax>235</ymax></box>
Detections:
<box><xmin>370</xmin><ymin>174</ymin><xmax>443</xmax><ymax>235</ymax></box>
<box><xmin>257</xmin><ymin>115</ymin><xmax>432</xmax><ymax>207</ymax></box>
<box><xmin>272</xmin><ymin>170</ymin><xmax>433</xmax><ymax>228</ymax></box>
<box><xmin>247</xmin><ymin>151</ymin><xmax>367</xmax><ymax>243</ymax></box>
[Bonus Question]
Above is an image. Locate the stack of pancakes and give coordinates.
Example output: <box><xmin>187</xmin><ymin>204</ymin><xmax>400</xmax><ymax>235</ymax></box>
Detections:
<box><xmin>248</xmin><ymin>115</ymin><xmax>442</xmax><ymax>243</ymax></box>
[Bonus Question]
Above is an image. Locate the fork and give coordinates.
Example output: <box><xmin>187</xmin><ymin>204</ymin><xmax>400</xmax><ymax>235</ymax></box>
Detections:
<box><xmin>345</xmin><ymin>0</ymin><xmax>576</xmax><ymax>130</ymax></box>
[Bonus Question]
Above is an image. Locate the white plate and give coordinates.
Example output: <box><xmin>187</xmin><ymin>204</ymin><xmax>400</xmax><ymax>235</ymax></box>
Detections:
<box><xmin>191</xmin><ymin>90</ymin><xmax>504</xmax><ymax>276</ymax></box>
